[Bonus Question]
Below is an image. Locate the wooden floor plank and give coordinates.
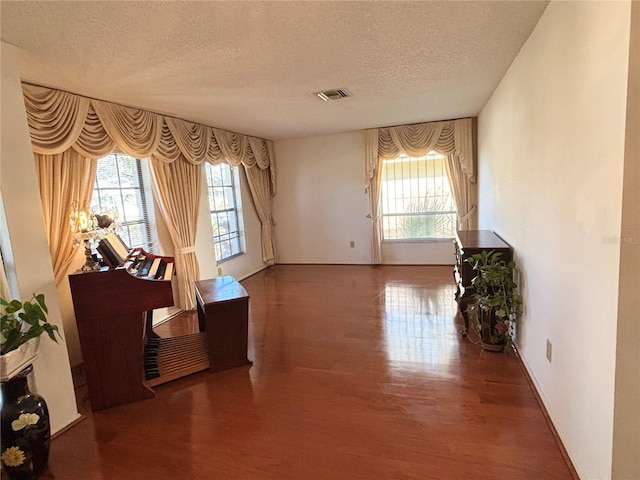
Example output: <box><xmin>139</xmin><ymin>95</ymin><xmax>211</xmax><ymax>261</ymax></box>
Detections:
<box><xmin>47</xmin><ymin>265</ymin><xmax>576</xmax><ymax>479</ymax></box>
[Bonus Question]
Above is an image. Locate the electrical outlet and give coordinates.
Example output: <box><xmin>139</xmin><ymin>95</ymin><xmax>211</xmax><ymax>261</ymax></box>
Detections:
<box><xmin>349</xmin><ymin>241</ymin><xmax>355</xmax><ymax>248</ymax></box>
<box><xmin>546</xmin><ymin>339</ymin><xmax>552</xmax><ymax>363</ymax></box>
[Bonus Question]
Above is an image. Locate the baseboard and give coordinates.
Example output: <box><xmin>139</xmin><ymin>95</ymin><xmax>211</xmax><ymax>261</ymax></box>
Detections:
<box><xmin>155</xmin><ymin>306</ymin><xmax>191</xmax><ymax>326</ymax></box>
<box><xmin>513</xmin><ymin>347</ymin><xmax>581</xmax><ymax>480</ymax></box>
<box><xmin>274</xmin><ymin>262</ymin><xmax>371</xmax><ymax>266</ymax></box>
<box><xmin>273</xmin><ymin>262</ymin><xmax>454</xmax><ymax>267</ymax></box>
<box><xmin>237</xmin><ymin>265</ymin><xmax>269</xmax><ymax>281</ymax></box>
<box><xmin>51</xmin><ymin>413</ymin><xmax>85</xmax><ymax>439</ymax></box>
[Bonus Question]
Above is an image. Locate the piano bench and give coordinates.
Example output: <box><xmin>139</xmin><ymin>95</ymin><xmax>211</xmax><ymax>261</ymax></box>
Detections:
<box><xmin>194</xmin><ymin>276</ymin><xmax>252</xmax><ymax>373</ymax></box>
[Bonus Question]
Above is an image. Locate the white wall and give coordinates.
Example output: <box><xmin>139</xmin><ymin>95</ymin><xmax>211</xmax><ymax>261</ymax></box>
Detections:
<box><xmin>477</xmin><ymin>3</ymin><xmax>632</xmax><ymax>479</ymax></box>
<box><xmin>1</xmin><ymin>42</ymin><xmax>81</xmax><ymax>434</ymax></box>
<box><xmin>274</xmin><ymin>131</ymin><xmax>455</xmax><ymax>265</ymax></box>
<box><xmin>274</xmin><ymin>132</ymin><xmax>372</xmax><ymax>264</ymax></box>
<box><xmin>382</xmin><ymin>241</ymin><xmax>454</xmax><ymax>265</ymax></box>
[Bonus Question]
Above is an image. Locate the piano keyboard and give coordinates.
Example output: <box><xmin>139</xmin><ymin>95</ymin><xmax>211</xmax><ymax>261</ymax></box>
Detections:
<box><xmin>131</xmin><ymin>256</ymin><xmax>174</xmax><ymax>280</ymax></box>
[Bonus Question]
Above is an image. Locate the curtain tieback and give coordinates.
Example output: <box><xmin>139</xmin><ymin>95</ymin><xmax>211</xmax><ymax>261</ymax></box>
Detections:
<box><xmin>176</xmin><ymin>245</ymin><xmax>196</xmax><ymax>255</ymax></box>
<box><xmin>460</xmin><ymin>205</ymin><xmax>477</xmax><ymax>222</ymax></box>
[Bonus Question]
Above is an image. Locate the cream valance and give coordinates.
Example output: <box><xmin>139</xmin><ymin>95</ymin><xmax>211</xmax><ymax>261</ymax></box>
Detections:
<box><xmin>365</xmin><ymin>118</ymin><xmax>475</xmax><ymax>185</ymax></box>
<box><xmin>23</xmin><ymin>83</ymin><xmax>277</xmax><ymax>309</ymax></box>
<box><xmin>22</xmin><ymin>84</ymin><xmax>276</xmax><ymax>193</ymax></box>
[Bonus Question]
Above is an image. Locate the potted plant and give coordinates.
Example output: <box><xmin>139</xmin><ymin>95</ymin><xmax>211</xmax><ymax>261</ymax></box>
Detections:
<box><xmin>1</xmin><ymin>294</ymin><xmax>60</xmax><ymax>380</ymax></box>
<box><xmin>1</xmin><ymin>294</ymin><xmax>60</xmax><ymax>480</ymax></box>
<box><xmin>465</xmin><ymin>250</ymin><xmax>522</xmax><ymax>352</ymax></box>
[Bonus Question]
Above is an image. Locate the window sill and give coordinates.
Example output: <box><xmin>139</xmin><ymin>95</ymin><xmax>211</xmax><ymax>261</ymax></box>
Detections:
<box><xmin>382</xmin><ymin>238</ymin><xmax>454</xmax><ymax>244</ymax></box>
<box><xmin>216</xmin><ymin>251</ymin><xmax>244</xmax><ymax>265</ymax></box>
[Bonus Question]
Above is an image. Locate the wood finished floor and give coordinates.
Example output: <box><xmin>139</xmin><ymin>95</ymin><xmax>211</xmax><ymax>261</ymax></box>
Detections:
<box><xmin>48</xmin><ymin>265</ymin><xmax>575</xmax><ymax>479</ymax></box>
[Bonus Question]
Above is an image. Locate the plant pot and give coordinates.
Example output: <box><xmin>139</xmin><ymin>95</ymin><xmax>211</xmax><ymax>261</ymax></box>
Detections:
<box><xmin>1</xmin><ymin>364</ymin><xmax>51</xmax><ymax>479</ymax></box>
<box><xmin>481</xmin><ymin>340</ymin><xmax>505</xmax><ymax>353</ymax></box>
<box><xmin>479</xmin><ymin>308</ymin><xmax>506</xmax><ymax>353</ymax></box>
<box><xmin>0</xmin><ymin>338</ymin><xmax>40</xmax><ymax>382</ymax></box>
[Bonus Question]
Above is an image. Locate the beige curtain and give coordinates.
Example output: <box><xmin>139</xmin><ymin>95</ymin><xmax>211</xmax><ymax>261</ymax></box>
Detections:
<box><xmin>22</xmin><ymin>83</ymin><xmax>277</xmax><ymax>309</ymax></box>
<box><xmin>149</xmin><ymin>157</ymin><xmax>201</xmax><ymax>309</ymax></box>
<box><xmin>244</xmin><ymin>165</ymin><xmax>276</xmax><ymax>265</ymax></box>
<box><xmin>35</xmin><ymin>150</ymin><xmax>97</xmax><ymax>285</ymax></box>
<box><xmin>444</xmin><ymin>154</ymin><xmax>477</xmax><ymax>231</ymax></box>
<box><xmin>365</xmin><ymin>129</ymin><xmax>384</xmax><ymax>264</ymax></box>
<box><xmin>0</xmin><ymin>248</ymin><xmax>10</xmax><ymax>299</ymax></box>
<box><xmin>244</xmin><ymin>137</ymin><xmax>276</xmax><ymax>265</ymax></box>
<box><xmin>365</xmin><ymin>118</ymin><xmax>476</xmax><ymax>264</ymax></box>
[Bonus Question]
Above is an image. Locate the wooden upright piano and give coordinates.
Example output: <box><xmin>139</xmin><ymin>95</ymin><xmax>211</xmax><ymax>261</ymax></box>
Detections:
<box><xmin>69</xmin><ymin>245</ymin><xmax>209</xmax><ymax>411</ymax></box>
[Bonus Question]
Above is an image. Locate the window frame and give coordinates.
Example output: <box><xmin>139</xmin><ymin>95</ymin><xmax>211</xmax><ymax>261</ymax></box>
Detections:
<box><xmin>91</xmin><ymin>153</ymin><xmax>157</xmax><ymax>250</ymax></box>
<box><xmin>380</xmin><ymin>151</ymin><xmax>457</xmax><ymax>242</ymax></box>
<box><xmin>204</xmin><ymin>162</ymin><xmax>244</xmax><ymax>263</ymax></box>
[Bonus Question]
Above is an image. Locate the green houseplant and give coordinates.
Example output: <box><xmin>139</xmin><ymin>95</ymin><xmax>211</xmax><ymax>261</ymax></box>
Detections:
<box><xmin>1</xmin><ymin>294</ymin><xmax>59</xmax><ymax>355</ymax></box>
<box><xmin>1</xmin><ymin>294</ymin><xmax>60</xmax><ymax>379</ymax></box>
<box><xmin>465</xmin><ymin>250</ymin><xmax>521</xmax><ymax>351</ymax></box>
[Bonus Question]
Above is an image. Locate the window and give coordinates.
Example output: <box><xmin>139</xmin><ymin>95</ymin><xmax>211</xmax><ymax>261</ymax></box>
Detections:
<box><xmin>381</xmin><ymin>152</ymin><xmax>456</xmax><ymax>240</ymax></box>
<box><xmin>204</xmin><ymin>163</ymin><xmax>243</xmax><ymax>262</ymax></box>
<box><xmin>91</xmin><ymin>153</ymin><xmax>155</xmax><ymax>249</ymax></box>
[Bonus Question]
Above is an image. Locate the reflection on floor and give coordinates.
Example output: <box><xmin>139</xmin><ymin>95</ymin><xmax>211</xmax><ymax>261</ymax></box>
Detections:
<box><xmin>56</xmin><ymin>265</ymin><xmax>575</xmax><ymax>480</ymax></box>
<box><xmin>383</xmin><ymin>283</ymin><xmax>459</xmax><ymax>366</ymax></box>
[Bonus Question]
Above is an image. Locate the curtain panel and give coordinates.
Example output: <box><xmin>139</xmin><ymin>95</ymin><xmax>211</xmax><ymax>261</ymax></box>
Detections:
<box><xmin>22</xmin><ymin>84</ymin><xmax>277</xmax><ymax>310</ymax></box>
<box><xmin>149</xmin><ymin>156</ymin><xmax>202</xmax><ymax>309</ymax></box>
<box><xmin>364</xmin><ymin>118</ymin><xmax>477</xmax><ymax>265</ymax></box>
<box><xmin>36</xmin><ymin>150</ymin><xmax>97</xmax><ymax>285</ymax></box>
<box><xmin>0</xmin><ymin>248</ymin><xmax>11</xmax><ymax>299</ymax></box>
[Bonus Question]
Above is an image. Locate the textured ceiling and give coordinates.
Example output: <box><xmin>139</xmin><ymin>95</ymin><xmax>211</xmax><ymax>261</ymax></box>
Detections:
<box><xmin>1</xmin><ymin>1</ymin><xmax>547</xmax><ymax>140</ymax></box>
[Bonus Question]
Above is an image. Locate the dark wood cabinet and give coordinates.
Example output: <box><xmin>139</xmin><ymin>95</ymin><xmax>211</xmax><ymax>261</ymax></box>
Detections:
<box><xmin>454</xmin><ymin>230</ymin><xmax>512</xmax><ymax>330</ymax></box>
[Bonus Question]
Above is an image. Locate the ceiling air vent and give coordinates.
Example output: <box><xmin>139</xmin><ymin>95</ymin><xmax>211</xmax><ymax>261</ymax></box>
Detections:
<box><xmin>315</xmin><ymin>88</ymin><xmax>352</xmax><ymax>101</ymax></box>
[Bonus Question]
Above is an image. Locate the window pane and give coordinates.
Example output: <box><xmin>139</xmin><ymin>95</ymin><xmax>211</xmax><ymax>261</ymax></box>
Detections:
<box><xmin>205</xmin><ymin>163</ymin><xmax>243</xmax><ymax>261</ymax></box>
<box><xmin>225</xmin><ymin>166</ymin><xmax>235</xmax><ymax>184</ymax></box>
<box><xmin>230</xmin><ymin>237</ymin><xmax>241</xmax><ymax>256</ymax></box>
<box><xmin>210</xmin><ymin>164</ymin><xmax>223</xmax><ymax>187</ymax></box>
<box><xmin>95</xmin><ymin>155</ymin><xmax>119</xmax><ymax>188</ymax></box>
<box><xmin>116</xmin><ymin>156</ymin><xmax>138</xmax><ymax>188</ymax></box>
<box><xmin>94</xmin><ymin>191</ymin><xmax>123</xmax><ymax>216</ymax></box>
<box><xmin>219</xmin><ymin>239</ymin><xmax>231</xmax><ymax>259</ymax></box>
<box><xmin>91</xmin><ymin>154</ymin><xmax>153</xmax><ymax>251</ymax></box>
<box><xmin>227</xmin><ymin>210</ymin><xmax>238</xmax><ymax>233</ymax></box>
<box><xmin>121</xmin><ymin>189</ymin><xmax>144</xmax><ymax>222</ymax></box>
<box><xmin>222</xmin><ymin>186</ymin><xmax>234</xmax><ymax>209</ymax></box>
<box><xmin>380</xmin><ymin>153</ymin><xmax>456</xmax><ymax>240</ymax></box>
<box><xmin>216</xmin><ymin>212</ymin><xmax>230</xmax><ymax>234</ymax></box>
<box><xmin>127</xmin><ymin>224</ymin><xmax>144</xmax><ymax>248</ymax></box>
<box><xmin>214</xmin><ymin>188</ymin><xmax>227</xmax><ymax>210</ymax></box>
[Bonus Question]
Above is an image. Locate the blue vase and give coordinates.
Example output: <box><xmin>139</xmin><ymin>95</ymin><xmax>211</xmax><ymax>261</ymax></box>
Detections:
<box><xmin>0</xmin><ymin>365</ymin><xmax>50</xmax><ymax>480</ymax></box>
